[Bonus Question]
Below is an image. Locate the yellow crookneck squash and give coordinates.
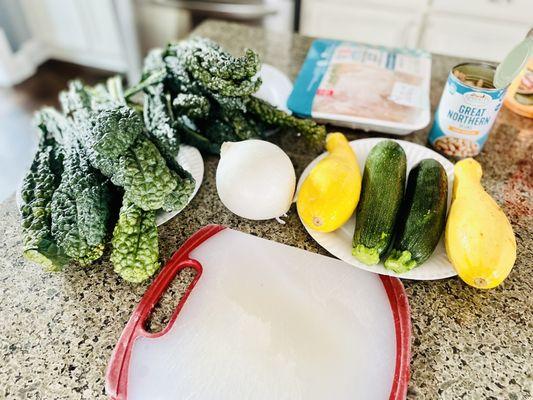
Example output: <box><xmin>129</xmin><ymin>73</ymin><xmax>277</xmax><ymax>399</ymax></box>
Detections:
<box><xmin>445</xmin><ymin>158</ymin><xmax>516</xmax><ymax>289</ymax></box>
<box><xmin>297</xmin><ymin>133</ymin><xmax>361</xmax><ymax>232</ymax></box>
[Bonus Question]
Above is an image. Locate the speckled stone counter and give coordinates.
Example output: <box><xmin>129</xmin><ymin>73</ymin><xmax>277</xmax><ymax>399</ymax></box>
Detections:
<box><xmin>1</xmin><ymin>21</ymin><xmax>531</xmax><ymax>400</ymax></box>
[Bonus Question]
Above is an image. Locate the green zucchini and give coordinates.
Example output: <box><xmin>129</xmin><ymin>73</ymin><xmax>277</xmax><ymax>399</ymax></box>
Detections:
<box><xmin>352</xmin><ymin>140</ymin><xmax>406</xmax><ymax>265</ymax></box>
<box><xmin>384</xmin><ymin>159</ymin><xmax>448</xmax><ymax>273</ymax></box>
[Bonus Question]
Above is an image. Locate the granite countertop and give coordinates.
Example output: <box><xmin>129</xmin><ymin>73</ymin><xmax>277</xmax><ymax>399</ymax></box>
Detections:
<box><xmin>1</xmin><ymin>20</ymin><xmax>531</xmax><ymax>400</ymax></box>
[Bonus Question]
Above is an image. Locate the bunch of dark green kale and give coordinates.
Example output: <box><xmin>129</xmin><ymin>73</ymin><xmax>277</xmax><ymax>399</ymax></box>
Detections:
<box><xmin>20</xmin><ymin>77</ymin><xmax>194</xmax><ymax>282</ymax></box>
<box><xmin>20</xmin><ymin>37</ymin><xmax>325</xmax><ymax>283</ymax></box>
<box><xmin>127</xmin><ymin>36</ymin><xmax>326</xmax><ymax>154</ymax></box>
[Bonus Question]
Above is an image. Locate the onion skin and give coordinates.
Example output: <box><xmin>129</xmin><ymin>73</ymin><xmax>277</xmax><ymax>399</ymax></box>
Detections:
<box><xmin>216</xmin><ymin>140</ymin><xmax>296</xmax><ymax>220</ymax></box>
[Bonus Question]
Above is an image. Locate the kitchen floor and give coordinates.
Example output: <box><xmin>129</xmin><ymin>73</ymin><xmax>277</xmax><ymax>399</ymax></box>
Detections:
<box><xmin>0</xmin><ymin>60</ymin><xmax>111</xmax><ymax>203</ymax></box>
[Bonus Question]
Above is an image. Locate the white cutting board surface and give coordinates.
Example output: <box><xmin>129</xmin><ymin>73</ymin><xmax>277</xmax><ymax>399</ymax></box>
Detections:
<box><xmin>127</xmin><ymin>229</ymin><xmax>399</xmax><ymax>400</ymax></box>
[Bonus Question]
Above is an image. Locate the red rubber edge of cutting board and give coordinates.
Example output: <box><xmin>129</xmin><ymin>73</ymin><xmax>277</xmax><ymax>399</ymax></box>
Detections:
<box><xmin>105</xmin><ymin>224</ymin><xmax>411</xmax><ymax>400</ymax></box>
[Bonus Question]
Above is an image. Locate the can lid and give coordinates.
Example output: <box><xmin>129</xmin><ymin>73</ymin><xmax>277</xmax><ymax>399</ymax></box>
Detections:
<box><xmin>494</xmin><ymin>37</ymin><xmax>533</xmax><ymax>89</ymax></box>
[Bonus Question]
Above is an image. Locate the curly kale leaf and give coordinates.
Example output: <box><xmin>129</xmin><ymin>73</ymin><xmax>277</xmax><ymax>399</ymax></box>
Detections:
<box><xmin>176</xmin><ymin>115</ymin><xmax>223</xmax><ymax>154</ymax></box>
<box><xmin>211</xmin><ymin>93</ymin><xmax>248</xmax><ymax>115</ymax></box>
<box><xmin>143</xmin><ymin>83</ymin><xmax>180</xmax><ymax>160</ymax></box>
<box><xmin>173</xmin><ymin>93</ymin><xmax>210</xmax><ymax>119</ymax></box>
<box><xmin>247</xmin><ymin>96</ymin><xmax>326</xmax><ymax>146</ymax></box>
<box><xmin>184</xmin><ymin>37</ymin><xmax>260</xmax><ymax>81</ymax></box>
<box><xmin>125</xmin><ymin>49</ymin><xmax>167</xmax><ymax>98</ymax></box>
<box><xmin>51</xmin><ymin>171</ymin><xmax>108</xmax><ymax>266</ymax></box>
<box><xmin>60</xmin><ymin>81</ymin><xmax>142</xmax><ymax>165</ymax></box>
<box><xmin>161</xmin><ymin>167</ymin><xmax>196</xmax><ymax>212</ymax></box>
<box><xmin>20</xmin><ymin>141</ymin><xmax>70</xmax><ymax>271</ymax></box>
<box><xmin>187</xmin><ymin>65</ymin><xmax>261</xmax><ymax>97</ymax></box>
<box><xmin>208</xmin><ymin>95</ymin><xmax>259</xmax><ymax>140</ymax></box>
<box><xmin>61</xmin><ymin>80</ymin><xmax>179</xmax><ymax>211</ymax></box>
<box><xmin>112</xmin><ymin>135</ymin><xmax>177</xmax><ymax>210</ymax></box>
<box><xmin>111</xmin><ymin>200</ymin><xmax>159</xmax><ymax>283</ymax></box>
<box><xmin>45</xmin><ymin>111</ymin><xmax>110</xmax><ymax>265</ymax></box>
<box><xmin>162</xmin><ymin>56</ymin><xmax>199</xmax><ymax>96</ymax></box>
<box><xmin>178</xmin><ymin>38</ymin><xmax>261</xmax><ymax>96</ymax></box>
<box><xmin>142</xmin><ymin>85</ymin><xmax>196</xmax><ymax>211</ymax></box>
<box><xmin>227</xmin><ymin>113</ymin><xmax>261</xmax><ymax>140</ymax></box>
<box><xmin>89</xmin><ymin>106</ymin><xmax>143</xmax><ymax>159</ymax></box>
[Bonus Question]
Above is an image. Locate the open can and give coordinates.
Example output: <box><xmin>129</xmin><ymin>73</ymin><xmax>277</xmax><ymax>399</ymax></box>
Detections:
<box><xmin>428</xmin><ymin>63</ymin><xmax>506</xmax><ymax>158</ymax></box>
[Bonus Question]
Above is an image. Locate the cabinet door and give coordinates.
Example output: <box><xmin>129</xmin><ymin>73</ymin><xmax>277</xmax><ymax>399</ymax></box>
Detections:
<box><xmin>300</xmin><ymin>1</ymin><xmax>422</xmax><ymax>48</ymax></box>
<box><xmin>421</xmin><ymin>14</ymin><xmax>531</xmax><ymax>62</ymax></box>
<box><xmin>331</xmin><ymin>0</ymin><xmax>429</xmax><ymax>10</ymax></box>
<box><xmin>79</xmin><ymin>0</ymin><xmax>123</xmax><ymax>57</ymax></box>
<box><xmin>432</xmin><ymin>0</ymin><xmax>533</xmax><ymax>24</ymax></box>
<box><xmin>20</xmin><ymin>0</ymin><xmax>134</xmax><ymax>72</ymax></box>
<box><xmin>38</xmin><ymin>0</ymin><xmax>89</xmax><ymax>51</ymax></box>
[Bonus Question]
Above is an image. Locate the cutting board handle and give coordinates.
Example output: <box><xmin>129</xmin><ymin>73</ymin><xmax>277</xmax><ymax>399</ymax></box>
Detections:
<box><xmin>105</xmin><ymin>224</ymin><xmax>226</xmax><ymax>400</ymax></box>
<box><xmin>139</xmin><ymin>258</ymin><xmax>204</xmax><ymax>337</ymax></box>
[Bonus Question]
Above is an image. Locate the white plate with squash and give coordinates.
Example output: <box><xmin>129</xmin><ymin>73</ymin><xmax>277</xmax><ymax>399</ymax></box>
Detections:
<box><xmin>296</xmin><ymin>137</ymin><xmax>457</xmax><ymax>281</ymax></box>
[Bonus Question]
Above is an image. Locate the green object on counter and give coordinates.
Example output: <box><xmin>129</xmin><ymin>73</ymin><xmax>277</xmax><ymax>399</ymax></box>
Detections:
<box><xmin>111</xmin><ymin>200</ymin><xmax>160</xmax><ymax>283</ymax></box>
<box><xmin>43</xmin><ymin>110</ymin><xmax>111</xmax><ymax>266</ymax></box>
<box><xmin>352</xmin><ymin>140</ymin><xmax>406</xmax><ymax>265</ymax></box>
<box><xmin>384</xmin><ymin>159</ymin><xmax>448</xmax><ymax>273</ymax></box>
<box><xmin>127</xmin><ymin>36</ymin><xmax>326</xmax><ymax>154</ymax></box>
<box><xmin>494</xmin><ymin>36</ymin><xmax>533</xmax><ymax>89</ymax></box>
<box><xmin>19</xmin><ymin>136</ymin><xmax>70</xmax><ymax>271</ymax></box>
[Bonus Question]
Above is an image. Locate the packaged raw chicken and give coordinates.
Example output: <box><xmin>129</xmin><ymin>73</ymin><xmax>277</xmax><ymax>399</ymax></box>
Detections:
<box><xmin>288</xmin><ymin>39</ymin><xmax>432</xmax><ymax>135</ymax></box>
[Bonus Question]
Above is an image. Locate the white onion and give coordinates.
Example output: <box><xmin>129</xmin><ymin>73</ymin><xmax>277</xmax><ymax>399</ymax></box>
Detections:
<box><xmin>216</xmin><ymin>140</ymin><xmax>296</xmax><ymax>221</ymax></box>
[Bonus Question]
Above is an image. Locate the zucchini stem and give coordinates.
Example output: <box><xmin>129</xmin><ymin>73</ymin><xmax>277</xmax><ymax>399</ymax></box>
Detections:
<box><xmin>384</xmin><ymin>250</ymin><xmax>418</xmax><ymax>273</ymax></box>
<box><xmin>352</xmin><ymin>244</ymin><xmax>381</xmax><ymax>265</ymax></box>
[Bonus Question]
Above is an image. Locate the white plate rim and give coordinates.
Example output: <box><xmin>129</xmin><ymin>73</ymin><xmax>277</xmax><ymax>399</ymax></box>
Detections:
<box><xmin>254</xmin><ymin>63</ymin><xmax>293</xmax><ymax>114</ymax></box>
<box><xmin>156</xmin><ymin>145</ymin><xmax>204</xmax><ymax>226</ymax></box>
<box><xmin>296</xmin><ymin>137</ymin><xmax>457</xmax><ymax>281</ymax></box>
<box><xmin>16</xmin><ymin>145</ymin><xmax>204</xmax><ymax>227</ymax></box>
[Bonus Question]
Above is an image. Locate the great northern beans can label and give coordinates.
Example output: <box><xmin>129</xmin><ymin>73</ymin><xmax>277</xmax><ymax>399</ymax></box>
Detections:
<box><xmin>428</xmin><ymin>63</ymin><xmax>507</xmax><ymax>158</ymax></box>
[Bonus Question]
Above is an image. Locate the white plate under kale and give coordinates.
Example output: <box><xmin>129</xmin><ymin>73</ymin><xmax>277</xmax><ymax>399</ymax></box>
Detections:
<box><xmin>155</xmin><ymin>145</ymin><xmax>203</xmax><ymax>225</ymax></box>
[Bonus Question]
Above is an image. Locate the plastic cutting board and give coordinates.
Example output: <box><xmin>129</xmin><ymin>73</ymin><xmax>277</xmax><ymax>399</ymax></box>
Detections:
<box><xmin>106</xmin><ymin>225</ymin><xmax>411</xmax><ymax>400</ymax></box>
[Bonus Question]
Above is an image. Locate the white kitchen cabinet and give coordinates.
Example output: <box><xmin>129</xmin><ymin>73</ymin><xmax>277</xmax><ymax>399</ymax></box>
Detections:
<box><xmin>40</xmin><ymin>0</ymin><xmax>89</xmax><ymax>52</ymax></box>
<box><xmin>432</xmin><ymin>0</ymin><xmax>532</xmax><ymax>23</ymax></box>
<box><xmin>0</xmin><ymin>0</ymin><xmax>47</xmax><ymax>86</ymax></box>
<box><xmin>421</xmin><ymin>14</ymin><xmax>531</xmax><ymax>61</ymax></box>
<box><xmin>330</xmin><ymin>0</ymin><xmax>429</xmax><ymax>10</ymax></box>
<box><xmin>17</xmin><ymin>0</ymin><xmax>140</xmax><ymax>82</ymax></box>
<box><xmin>80</xmin><ymin>0</ymin><xmax>124</xmax><ymax>57</ymax></box>
<box><xmin>301</xmin><ymin>1</ymin><xmax>422</xmax><ymax>48</ymax></box>
<box><xmin>300</xmin><ymin>0</ymin><xmax>533</xmax><ymax>61</ymax></box>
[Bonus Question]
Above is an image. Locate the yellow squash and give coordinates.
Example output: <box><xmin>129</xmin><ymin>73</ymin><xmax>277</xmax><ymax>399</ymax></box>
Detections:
<box><xmin>445</xmin><ymin>158</ymin><xmax>516</xmax><ymax>289</ymax></box>
<box><xmin>297</xmin><ymin>133</ymin><xmax>361</xmax><ymax>232</ymax></box>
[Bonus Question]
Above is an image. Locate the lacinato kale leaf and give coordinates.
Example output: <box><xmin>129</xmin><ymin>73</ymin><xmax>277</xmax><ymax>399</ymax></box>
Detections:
<box><xmin>112</xmin><ymin>135</ymin><xmax>177</xmax><ymax>211</ymax></box>
<box><xmin>247</xmin><ymin>96</ymin><xmax>326</xmax><ymax>146</ymax></box>
<box><xmin>184</xmin><ymin>37</ymin><xmax>260</xmax><ymax>81</ymax></box>
<box><xmin>20</xmin><ymin>138</ymin><xmax>70</xmax><ymax>271</ymax></box>
<box><xmin>143</xmin><ymin>83</ymin><xmax>180</xmax><ymax>161</ymax></box>
<box><xmin>173</xmin><ymin>93</ymin><xmax>210</xmax><ymax>119</ymax></box>
<box><xmin>89</xmin><ymin>106</ymin><xmax>143</xmax><ymax>159</ymax></box>
<box><xmin>42</xmin><ymin>109</ymin><xmax>111</xmax><ymax>265</ymax></box>
<box><xmin>61</xmin><ymin>80</ymin><xmax>181</xmax><ymax>211</ymax></box>
<box><xmin>129</xmin><ymin>37</ymin><xmax>325</xmax><ymax>154</ymax></box>
<box><xmin>111</xmin><ymin>200</ymin><xmax>159</xmax><ymax>283</ymax></box>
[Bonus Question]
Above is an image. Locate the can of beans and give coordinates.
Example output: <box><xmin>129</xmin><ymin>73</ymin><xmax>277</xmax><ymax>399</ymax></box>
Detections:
<box><xmin>428</xmin><ymin>63</ymin><xmax>507</xmax><ymax>158</ymax></box>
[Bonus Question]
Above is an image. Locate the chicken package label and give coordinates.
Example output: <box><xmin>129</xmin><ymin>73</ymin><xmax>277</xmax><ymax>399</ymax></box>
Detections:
<box><xmin>288</xmin><ymin>39</ymin><xmax>432</xmax><ymax>135</ymax></box>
